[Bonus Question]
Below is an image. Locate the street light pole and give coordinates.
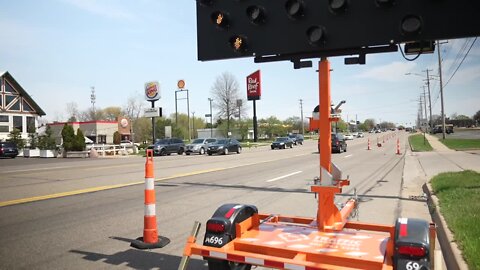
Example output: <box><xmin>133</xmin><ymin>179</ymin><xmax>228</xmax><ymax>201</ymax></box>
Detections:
<box><xmin>424</xmin><ymin>69</ymin><xmax>434</xmax><ymax>132</ymax></box>
<box><xmin>192</xmin><ymin>111</ymin><xmax>195</xmax><ymax>139</ymax></box>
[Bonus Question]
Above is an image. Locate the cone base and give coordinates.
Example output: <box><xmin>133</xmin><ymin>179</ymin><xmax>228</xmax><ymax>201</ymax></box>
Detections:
<box><xmin>130</xmin><ymin>236</ymin><xmax>170</xmax><ymax>249</ymax></box>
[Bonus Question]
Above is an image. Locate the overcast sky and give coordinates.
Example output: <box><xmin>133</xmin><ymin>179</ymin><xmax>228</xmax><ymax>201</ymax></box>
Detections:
<box><xmin>1</xmin><ymin>0</ymin><xmax>479</xmax><ymax>127</ymax></box>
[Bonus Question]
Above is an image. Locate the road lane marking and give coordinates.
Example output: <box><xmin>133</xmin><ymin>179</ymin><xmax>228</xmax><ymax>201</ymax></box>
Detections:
<box><xmin>0</xmin><ymin>168</ymin><xmax>224</xmax><ymax>208</ymax></box>
<box><xmin>344</xmin><ymin>154</ymin><xmax>353</xmax><ymax>158</ymax></box>
<box><xmin>0</xmin><ymin>152</ymin><xmax>312</xmax><ymax>207</ymax></box>
<box><xmin>266</xmin><ymin>171</ymin><xmax>302</xmax><ymax>182</ymax></box>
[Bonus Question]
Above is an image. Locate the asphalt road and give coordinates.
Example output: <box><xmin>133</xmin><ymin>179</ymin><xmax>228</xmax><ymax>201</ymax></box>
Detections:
<box><xmin>433</xmin><ymin>128</ymin><xmax>480</xmax><ymax>139</ymax></box>
<box><xmin>0</xmin><ymin>131</ymin><xmax>414</xmax><ymax>269</ymax></box>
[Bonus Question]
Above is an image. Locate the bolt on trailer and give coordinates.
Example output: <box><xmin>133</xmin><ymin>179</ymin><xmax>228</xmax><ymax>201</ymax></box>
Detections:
<box><xmin>179</xmin><ymin>1</ymin><xmax>480</xmax><ymax>269</ymax></box>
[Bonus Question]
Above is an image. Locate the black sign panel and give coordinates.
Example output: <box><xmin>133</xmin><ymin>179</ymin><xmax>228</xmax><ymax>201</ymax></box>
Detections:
<box><xmin>197</xmin><ymin>0</ymin><xmax>480</xmax><ymax>61</ymax></box>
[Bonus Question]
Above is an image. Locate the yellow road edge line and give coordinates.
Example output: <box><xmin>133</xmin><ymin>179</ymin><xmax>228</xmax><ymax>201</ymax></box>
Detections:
<box><xmin>0</xmin><ymin>152</ymin><xmax>311</xmax><ymax>208</ymax></box>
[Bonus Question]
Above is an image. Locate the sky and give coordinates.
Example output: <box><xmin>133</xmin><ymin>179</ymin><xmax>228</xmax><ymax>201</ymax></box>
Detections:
<box><xmin>1</xmin><ymin>0</ymin><xmax>479</xmax><ymax>127</ymax></box>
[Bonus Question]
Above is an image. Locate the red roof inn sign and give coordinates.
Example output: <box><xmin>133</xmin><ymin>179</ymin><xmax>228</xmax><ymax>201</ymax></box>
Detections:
<box><xmin>246</xmin><ymin>70</ymin><xmax>261</xmax><ymax>101</ymax></box>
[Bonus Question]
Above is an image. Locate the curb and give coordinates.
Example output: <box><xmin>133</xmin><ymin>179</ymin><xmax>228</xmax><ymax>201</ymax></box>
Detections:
<box><xmin>423</xmin><ymin>182</ymin><xmax>469</xmax><ymax>270</ymax></box>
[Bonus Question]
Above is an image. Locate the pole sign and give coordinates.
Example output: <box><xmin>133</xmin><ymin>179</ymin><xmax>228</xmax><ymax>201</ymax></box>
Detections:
<box><xmin>144</xmin><ymin>107</ymin><xmax>162</xmax><ymax>117</ymax></box>
<box><xmin>145</xmin><ymin>81</ymin><xmax>160</xmax><ymax>101</ymax></box>
<box><xmin>246</xmin><ymin>70</ymin><xmax>261</xmax><ymax>101</ymax></box>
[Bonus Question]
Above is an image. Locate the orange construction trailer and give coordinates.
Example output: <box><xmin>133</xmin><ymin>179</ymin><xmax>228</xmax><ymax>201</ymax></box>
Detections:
<box><xmin>179</xmin><ymin>59</ymin><xmax>436</xmax><ymax>270</ymax></box>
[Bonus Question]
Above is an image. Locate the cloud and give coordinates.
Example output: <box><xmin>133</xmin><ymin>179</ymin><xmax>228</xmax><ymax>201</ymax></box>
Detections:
<box><xmin>61</xmin><ymin>0</ymin><xmax>135</xmax><ymax>20</ymax></box>
<box><xmin>355</xmin><ymin>61</ymin><xmax>417</xmax><ymax>82</ymax></box>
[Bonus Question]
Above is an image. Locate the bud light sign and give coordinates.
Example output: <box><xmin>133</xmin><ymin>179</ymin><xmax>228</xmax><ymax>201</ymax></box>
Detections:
<box><xmin>246</xmin><ymin>70</ymin><xmax>261</xmax><ymax>101</ymax></box>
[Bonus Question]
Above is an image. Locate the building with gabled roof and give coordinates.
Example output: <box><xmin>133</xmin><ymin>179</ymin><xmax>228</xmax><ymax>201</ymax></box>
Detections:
<box><xmin>0</xmin><ymin>71</ymin><xmax>46</xmax><ymax>141</ymax></box>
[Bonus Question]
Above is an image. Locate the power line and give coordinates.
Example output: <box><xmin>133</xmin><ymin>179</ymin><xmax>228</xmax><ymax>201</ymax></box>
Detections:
<box><xmin>443</xmin><ymin>37</ymin><xmax>477</xmax><ymax>88</ymax></box>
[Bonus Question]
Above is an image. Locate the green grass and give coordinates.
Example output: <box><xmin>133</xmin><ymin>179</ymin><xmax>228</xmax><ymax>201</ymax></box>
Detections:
<box><xmin>431</xmin><ymin>170</ymin><xmax>480</xmax><ymax>269</ymax></box>
<box><xmin>409</xmin><ymin>134</ymin><xmax>433</xmax><ymax>152</ymax></box>
<box><xmin>440</xmin><ymin>138</ymin><xmax>480</xmax><ymax>150</ymax></box>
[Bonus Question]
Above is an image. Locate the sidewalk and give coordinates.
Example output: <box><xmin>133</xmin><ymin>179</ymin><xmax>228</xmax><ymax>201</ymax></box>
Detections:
<box><xmin>403</xmin><ymin>133</ymin><xmax>480</xmax><ymax>270</ymax></box>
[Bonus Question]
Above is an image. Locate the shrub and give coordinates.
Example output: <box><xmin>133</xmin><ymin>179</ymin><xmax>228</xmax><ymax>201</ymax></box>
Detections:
<box><xmin>61</xmin><ymin>124</ymin><xmax>75</xmax><ymax>151</ymax></box>
<box><xmin>73</xmin><ymin>128</ymin><xmax>86</xmax><ymax>151</ymax></box>
<box><xmin>113</xmin><ymin>131</ymin><xmax>121</xmax><ymax>145</ymax></box>
<box><xmin>8</xmin><ymin>128</ymin><xmax>25</xmax><ymax>149</ymax></box>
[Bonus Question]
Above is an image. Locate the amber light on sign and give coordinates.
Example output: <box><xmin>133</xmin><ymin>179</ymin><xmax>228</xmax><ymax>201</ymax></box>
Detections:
<box><xmin>229</xmin><ymin>36</ymin><xmax>247</xmax><ymax>52</ymax></box>
<box><xmin>211</xmin><ymin>11</ymin><xmax>228</xmax><ymax>28</ymax></box>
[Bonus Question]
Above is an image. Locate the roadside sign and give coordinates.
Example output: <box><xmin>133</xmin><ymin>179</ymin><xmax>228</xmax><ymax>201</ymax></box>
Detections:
<box><xmin>145</xmin><ymin>81</ymin><xmax>160</xmax><ymax>101</ymax></box>
<box><xmin>177</xmin><ymin>79</ymin><xmax>185</xmax><ymax>89</ymax></box>
<box><xmin>205</xmin><ymin>114</ymin><xmax>212</xmax><ymax>117</ymax></box>
<box><xmin>246</xmin><ymin>70</ymin><xmax>261</xmax><ymax>101</ymax></box>
<box><xmin>144</xmin><ymin>107</ymin><xmax>162</xmax><ymax>118</ymax></box>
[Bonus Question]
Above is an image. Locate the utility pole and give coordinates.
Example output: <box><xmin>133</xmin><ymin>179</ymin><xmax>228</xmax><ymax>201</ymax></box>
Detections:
<box><xmin>299</xmin><ymin>99</ymin><xmax>304</xmax><ymax>135</ymax></box>
<box><xmin>423</xmin><ymin>69</ymin><xmax>433</xmax><ymax>132</ymax></box>
<box><xmin>422</xmin><ymin>85</ymin><xmax>428</xmax><ymax>132</ymax></box>
<box><xmin>437</xmin><ymin>41</ymin><xmax>447</xmax><ymax>139</ymax></box>
<box><xmin>208</xmin><ymin>98</ymin><xmax>213</xmax><ymax>138</ymax></box>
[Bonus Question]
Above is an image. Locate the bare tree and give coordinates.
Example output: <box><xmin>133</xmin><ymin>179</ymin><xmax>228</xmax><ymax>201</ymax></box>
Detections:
<box><xmin>211</xmin><ymin>72</ymin><xmax>245</xmax><ymax>134</ymax></box>
<box><xmin>123</xmin><ymin>94</ymin><xmax>146</xmax><ymax>142</ymax></box>
<box><xmin>65</xmin><ymin>102</ymin><xmax>79</xmax><ymax>122</ymax></box>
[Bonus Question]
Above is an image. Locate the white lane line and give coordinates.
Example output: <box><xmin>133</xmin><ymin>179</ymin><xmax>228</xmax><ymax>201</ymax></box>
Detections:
<box><xmin>266</xmin><ymin>171</ymin><xmax>302</xmax><ymax>182</ymax></box>
<box><xmin>344</xmin><ymin>154</ymin><xmax>353</xmax><ymax>158</ymax></box>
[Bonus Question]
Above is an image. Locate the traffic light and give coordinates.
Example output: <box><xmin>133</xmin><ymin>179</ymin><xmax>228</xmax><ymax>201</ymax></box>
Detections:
<box><xmin>196</xmin><ymin>0</ymin><xmax>480</xmax><ymax>62</ymax></box>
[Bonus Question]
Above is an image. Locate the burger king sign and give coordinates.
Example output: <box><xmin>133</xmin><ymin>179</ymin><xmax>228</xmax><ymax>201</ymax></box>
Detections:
<box><xmin>145</xmin><ymin>81</ymin><xmax>160</xmax><ymax>101</ymax></box>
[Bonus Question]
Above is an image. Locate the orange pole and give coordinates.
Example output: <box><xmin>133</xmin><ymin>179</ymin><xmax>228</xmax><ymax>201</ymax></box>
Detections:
<box><xmin>319</xmin><ymin>58</ymin><xmax>331</xmax><ymax>176</ymax></box>
<box><xmin>367</xmin><ymin>138</ymin><xmax>371</xmax><ymax>150</ymax></box>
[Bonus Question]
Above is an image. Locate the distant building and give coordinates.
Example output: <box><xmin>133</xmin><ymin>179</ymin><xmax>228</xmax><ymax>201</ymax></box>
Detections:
<box><xmin>0</xmin><ymin>71</ymin><xmax>46</xmax><ymax>141</ymax></box>
<box><xmin>48</xmin><ymin>116</ymin><xmax>132</xmax><ymax>145</ymax></box>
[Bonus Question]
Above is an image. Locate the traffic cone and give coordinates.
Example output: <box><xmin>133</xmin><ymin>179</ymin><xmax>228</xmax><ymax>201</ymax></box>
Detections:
<box><xmin>396</xmin><ymin>138</ymin><xmax>401</xmax><ymax>155</ymax></box>
<box><xmin>383</xmin><ymin>136</ymin><xmax>385</xmax><ymax>143</ymax></box>
<box><xmin>367</xmin><ymin>138</ymin><xmax>371</xmax><ymax>150</ymax></box>
<box><xmin>131</xmin><ymin>149</ymin><xmax>170</xmax><ymax>249</ymax></box>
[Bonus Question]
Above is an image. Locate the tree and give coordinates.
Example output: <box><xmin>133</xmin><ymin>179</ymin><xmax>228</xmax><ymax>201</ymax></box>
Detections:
<box><xmin>66</xmin><ymin>102</ymin><xmax>79</xmax><ymax>122</ymax></box>
<box><xmin>113</xmin><ymin>131</ymin><xmax>121</xmax><ymax>144</ymax></box>
<box><xmin>61</xmin><ymin>124</ymin><xmax>75</xmax><ymax>151</ymax></box>
<box><xmin>474</xmin><ymin>110</ymin><xmax>480</xmax><ymax>125</ymax></box>
<box><xmin>38</xmin><ymin>126</ymin><xmax>56</xmax><ymax>150</ymax></box>
<box><xmin>211</xmin><ymin>72</ymin><xmax>243</xmax><ymax>135</ymax></box>
<box><xmin>74</xmin><ymin>128</ymin><xmax>86</xmax><ymax>151</ymax></box>
<box><xmin>8</xmin><ymin>128</ymin><xmax>25</xmax><ymax>149</ymax></box>
<box><xmin>102</xmin><ymin>106</ymin><xmax>123</xmax><ymax>121</ymax></box>
<box><xmin>123</xmin><ymin>94</ymin><xmax>145</xmax><ymax>143</ymax></box>
<box><xmin>363</xmin><ymin>119</ymin><xmax>376</xmax><ymax>131</ymax></box>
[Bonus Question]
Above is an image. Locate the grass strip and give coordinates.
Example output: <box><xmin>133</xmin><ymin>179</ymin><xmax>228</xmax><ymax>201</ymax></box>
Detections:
<box><xmin>440</xmin><ymin>138</ymin><xmax>480</xmax><ymax>150</ymax></box>
<box><xmin>409</xmin><ymin>134</ymin><xmax>433</xmax><ymax>152</ymax></box>
<box><xmin>431</xmin><ymin>170</ymin><xmax>480</xmax><ymax>269</ymax></box>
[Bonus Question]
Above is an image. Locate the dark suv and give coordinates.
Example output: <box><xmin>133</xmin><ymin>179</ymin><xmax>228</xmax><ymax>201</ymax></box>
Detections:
<box><xmin>318</xmin><ymin>133</ymin><xmax>347</xmax><ymax>153</ymax></box>
<box><xmin>148</xmin><ymin>138</ymin><xmax>185</xmax><ymax>156</ymax></box>
<box><xmin>0</xmin><ymin>141</ymin><xmax>19</xmax><ymax>158</ymax></box>
<box><xmin>288</xmin><ymin>134</ymin><xmax>304</xmax><ymax>145</ymax></box>
<box><xmin>332</xmin><ymin>133</ymin><xmax>347</xmax><ymax>153</ymax></box>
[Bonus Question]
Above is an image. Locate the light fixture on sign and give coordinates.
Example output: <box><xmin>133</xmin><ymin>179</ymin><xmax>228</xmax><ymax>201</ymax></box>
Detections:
<box><xmin>229</xmin><ymin>35</ymin><xmax>247</xmax><ymax>52</ymax></box>
<box><xmin>177</xmin><ymin>79</ymin><xmax>186</xmax><ymax>89</ymax></box>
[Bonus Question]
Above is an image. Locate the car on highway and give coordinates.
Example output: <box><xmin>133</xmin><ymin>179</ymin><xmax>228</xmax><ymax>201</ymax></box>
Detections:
<box><xmin>331</xmin><ymin>133</ymin><xmax>347</xmax><ymax>153</ymax></box>
<box><xmin>343</xmin><ymin>133</ymin><xmax>354</xmax><ymax>140</ymax></box>
<box><xmin>288</xmin><ymin>134</ymin><xmax>304</xmax><ymax>145</ymax></box>
<box><xmin>0</xmin><ymin>141</ymin><xmax>19</xmax><ymax>158</ymax></box>
<box><xmin>271</xmin><ymin>137</ymin><xmax>294</xmax><ymax>149</ymax></box>
<box><xmin>356</xmin><ymin>132</ymin><xmax>365</xmax><ymax>138</ymax></box>
<box><xmin>147</xmin><ymin>138</ymin><xmax>185</xmax><ymax>156</ymax></box>
<box><xmin>207</xmin><ymin>138</ymin><xmax>241</xmax><ymax>155</ymax></box>
<box><xmin>375</xmin><ymin>129</ymin><xmax>382</xmax><ymax>133</ymax></box>
<box><xmin>185</xmin><ymin>138</ymin><xmax>217</xmax><ymax>155</ymax></box>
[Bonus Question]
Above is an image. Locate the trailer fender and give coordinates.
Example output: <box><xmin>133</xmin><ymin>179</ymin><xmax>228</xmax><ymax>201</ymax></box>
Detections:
<box><xmin>394</xmin><ymin>218</ymin><xmax>431</xmax><ymax>270</ymax></box>
<box><xmin>203</xmin><ymin>203</ymin><xmax>258</xmax><ymax>248</ymax></box>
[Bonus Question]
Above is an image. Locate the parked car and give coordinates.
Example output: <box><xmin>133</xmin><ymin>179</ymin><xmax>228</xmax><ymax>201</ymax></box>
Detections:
<box><xmin>288</xmin><ymin>134</ymin><xmax>304</xmax><ymax>145</ymax></box>
<box><xmin>120</xmin><ymin>140</ymin><xmax>140</xmax><ymax>148</ymax></box>
<box><xmin>375</xmin><ymin>129</ymin><xmax>382</xmax><ymax>133</ymax></box>
<box><xmin>351</xmin><ymin>132</ymin><xmax>359</xmax><ymax>138</ymax></box>
<box><xmin>331</xmin><ymin>133</ymin><xmax>347</xmax><ymax>153</ymax></box>
<box><xmin>0</xmin><ymin>141</ymin><xmax>19</xmax><ymax>158</ymax></box>
<box><xmin>185</xmin><ymin>138</ymin><xmax>217</xmax><ymax>155</ymax></box>
<box><xmin>207</xmin><ymin>138</ymin><xmax>241</xmax><ymax>155</ymax></box>
<box><xmin>147</xmin><ymin>138</ymin><xmax>185</xmax><ymax>156</ymax></box>
<box><xmin>343</xmin><ymin>133</ymin><xmax>354</xmax><ymax>140</ymax></box>
<box><xmin>356</xmin><ymin>132</ymin><xmax>365</xmax><ymax>138</ymax></box>
<box><xmin>271</xmin><ymin>137</ymin><xmax>294</xmax><ymax>149</ymax></box>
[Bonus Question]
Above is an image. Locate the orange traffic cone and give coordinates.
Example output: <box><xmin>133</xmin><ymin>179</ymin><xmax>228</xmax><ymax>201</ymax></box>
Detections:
<box><xmin>131</xmin><ymin>149</ymin><xmax>170</xmax><ymax>249</ymax></box>
<box><xmin>367</xmin><ymin>138</ymin><xmax>371</xmax><ymax>150</ymax></box>
<box><xmin>396</xmin><ymin>138</ymin><xmax>401</xmax><ymax>155</ymax></box>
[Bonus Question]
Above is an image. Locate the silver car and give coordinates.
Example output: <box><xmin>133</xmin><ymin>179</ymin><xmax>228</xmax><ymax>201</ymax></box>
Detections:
<box><xmin>185</xmin><ymin>138</ymin><xmax>217</xmax><ymax>155</ymax></box>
